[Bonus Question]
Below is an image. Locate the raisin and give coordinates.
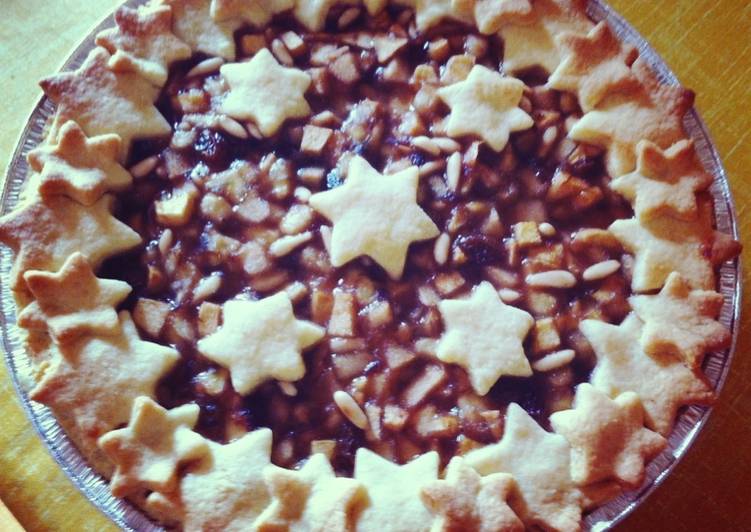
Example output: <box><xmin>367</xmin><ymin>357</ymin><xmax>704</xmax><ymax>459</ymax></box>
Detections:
<box><xmin>193</xmin><ymin>129</ymin><xmax>231</xmax><ymax>168</ymax></box>
<box><xmin>455</xmin><ymin>234</ymin><xmax>502</xmax><ymax>265</ymax></box>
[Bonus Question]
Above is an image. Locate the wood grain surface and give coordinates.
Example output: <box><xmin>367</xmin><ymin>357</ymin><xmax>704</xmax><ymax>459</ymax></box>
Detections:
<box><xmin>0</xmin><ymin>1</ymin><xmax>748</xmax><ymax>530</ymax></box>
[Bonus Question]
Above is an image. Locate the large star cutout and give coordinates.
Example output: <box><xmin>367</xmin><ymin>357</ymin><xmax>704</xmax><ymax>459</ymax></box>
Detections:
<box><xmin>98</xmin><ymin>397</ymin><xmax>209</xmax><ymax>497</ymax></box>
<box><xmin>221</xmin><ymin>48</ymin><xmax>312</xmax><ymax>137</ymax></box>
<box><xmin>95</xmin><ymin>3</ymin><xmax>192</xmax><ymax>87</ymax></box>
<box><xmin>0</xmin><ymin>195</ymin><xmax>141</xmax><ymax>295</ymax></box>
<box><xmin>354</xmin><ymin>449</ymin><xmax>439</xmax><ymax>532</ymax></box>
<box><xmin>550</xmin><ymin>384</ymin><xmax>666</xmax><ymax>487</ymax></box>
<box><xmin>396</xmin><ymin>0</ymin><xmax>473</xmax><ymax>32</ymax></box>
<box><xmin>175</xmin><ymin>429</ymin><xmax>273</xmax><ymax>531</ymax></box>
<box><xmin>436</xmin><ymin>281</ymin><xmax>534</xmax><ymax>395</ymax></box>
<box><xmin>29</xmin><ymin>312</ymin><xmax>179</xmax><ymax>438</ymax></box>
<box><xmin>437</xmin><ymin>65</ymin><xmax>533</xmax><ymax>152</ymax></box>
<box><xmin>610</xmin><ymin>139</ymin><xmax>713</xmax><ymax>222</ymax></box>
<box><xmin>499</xmin><ymin>0</ymin><xmax>593</xmax><ymax>75</ymax></box>
<box><xmin>420</xmin><ymin>456</ymin><xmax>523</xmax><ymax>532</ymax></box>
<box><xmin>294</xmin><ymin>0</ymin><xmax>358</xmax><ymax>31</ymax></box>
<box><xmin>39</xmin><ymin>48</ymin><xmax>170</xmax><ymax>161</ymax></box>
<box><xmin>211</xmin><ymin>0</ymin><xmax>294</xmax><ymax>26</ymax></box>
<box><xmin>309</xmin><ymin>155</ymin><xmax>439</xmax><ymax>279</ymax></box>
<box><xmin>629</xmin><ymin>272</ymin><xmax>730</xmax><ymax>368</ymax></box>
<box><xmin>17</xmin><ymin>252</ymin><xmax>131</xmax><ymax>344</ymax></box>
<box><xmin>547</xmin><ymin>21</ymin><xmax>639</xmax><ymax>112</ymax></box>
<box><xmin>609</xmin><ymin>200</ymin><xmax>717</xmax><ymax>292</ymax></box>
<box><xmin>569</xmin><ymin>58</ymin><xmax>694</xmax><ymax>178</ymax></box>
<box><xmin>197</xmin><ymin>292</ymin><xmax>324</xmax><ymax>395</ymax></box>
<box><xmin>254</xmin><ymin>454</ymin><xmax>365</xmax><ymax>531</ymax></box>
<box><xmin>26</xmin><ymin>120</ymin><xmax>133</xmax><ymax>206</ymax></box>
<box><xmin>580</xmin><ymin>314</ymin><xmax>715</xmax><ymax>436</ymax></box>
<box><xmin>164</xmin><ymin>0</ymin><xmax>240</xmax><ymax>59</ymax></box>
<box><xmin>465</xmin><ymin>403</ymin><xmax>583</xmax><ymax>532</ymax></box>
<box><xmin>463</xmin><ymin>0</ymin><xmax>532</xmax><ymax>35</ymax></box>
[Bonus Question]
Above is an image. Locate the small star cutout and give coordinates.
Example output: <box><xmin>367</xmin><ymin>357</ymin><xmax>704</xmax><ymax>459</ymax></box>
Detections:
<box><xmin>30</xmin><ymin>311</ymin><xmax>179</xmax><ymax>438</ymax></box>
<box><xmin>95</xmin><ymin>3</ymin><xmax>192</xmax><ymax>87</ymax></box>
<box><xmin>437</xmin><ymin>65</ymin><xmax>533</xmax><ymax>152</ymax></box>
<box><xmin>420</xmin><ymin>456</ymin><xmax>524</xmax><ymax>532</ymax></box>
<box><xmin>221</xmin><ymin>48</ymin><xmax>312</xmax><ymax>137</ymax></box>
<box><xmin>197</xmin><ymin>292</ymin><xmax>324</xmax><ymax>395</ymax></box>
<box><xmin>630</xmin><ymin>272</ymin><xmax>730</xmax><ymax>368</ymax></box>
<box><xmin>610</xmin><ymin>139</ymin><xmax>713</xmax><ymax>222</ymax></box>
<box><xmin>98</xmin><ymin>397</ymin><xmax>209</xmax><ymax>497</ymax></box>
<box><xmin>40</xmin><ymin>48</ymin><xmax>170</xmax><ymax>161</ymax></box>
<box><xmin>26</xmin><ymin>120</ymin><xmax>133</xmax><ymax>206</ymax></box>
<box><xmin>0</xmin><ymin>195</ymin><xmax>141</xmax><ymax>295</ymax></box>
<box><xmin>609</xmin><ymin>200</ymin><xmax>717</xmax><ymax>292</ymax></box>
<box><xmin>164</xmin><ymin>0</ymin><xmax>240</xmax><ymax>59</ymax></box>
<box><xmin>211</xmin><ymin>0</ymin><xmax>294</xmax><ymax>26</ymax></box>
<box><xmin>396</xmin><ymin>0</ymin><xmax>473</xmax><ymax>32</ymax></box>
<box><xmin>17</xmin><ymin>252</ymin><xmax>131</xmax><ymax>344</ymax></box>
<box><xmin>292</xmin><ymin>0</ymin><xmax>358</xmax><ymax>30</ymax></box>
<box><xmin>547</xmin><ymin>21</ymin><xmax>639</xmax><ymax>112</ymax></box>
<box><xmin>550</xmin><ymin>383</ymin><xmax>666</xmax><ymax>487</ymax></box>
<box><xmin>309</xmin><ymin>155</ymin><xmax>439</xmax><ymax>279</ymax></box>
<box><xmin>354</xmin><ymin>448</ymin><xmax>439</xmax><ymax>532</ymax></box>
<box><xmin>462</xmin><ymin>0</ymin><xmax>532</xmax><ymax>35</ymax></box>
<box><xmin>499</xmin><ymin>0</ymin><xmax>593</xmax><ymax>75</ymax></box>
<box><xmin>580</xmin><ymin>313</ymin><xmax>715</xmax><ymax>436</ymax></box>
<box><xmin>254</xmin><ymin>454</ymin><xmax>366</xmax><ymax>531</ymax></box>
<box><xmin>570</xmin><ymin>58</ymin><xmax>694</xmax><ymax>178</ymax></box>
<box><xmin>465</xmin><ymin>403</ymin><xmax>582</xmax><ymax>532</ymax></box>
<box><xmin>177</xmin><ymin>429</ymin><xmax>273</xmax><ymax>531</ymax></box>
<box><xmin>436</xmin><ymin>281</ymin><xmax>534</xmax><ymax>395</ymax></box>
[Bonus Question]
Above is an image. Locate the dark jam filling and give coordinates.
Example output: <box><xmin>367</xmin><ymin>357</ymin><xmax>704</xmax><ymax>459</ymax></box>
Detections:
<box><xmin>102</xmin><ymin>6</ymin><xmax>634</xmax><ymax>475</ymax></box>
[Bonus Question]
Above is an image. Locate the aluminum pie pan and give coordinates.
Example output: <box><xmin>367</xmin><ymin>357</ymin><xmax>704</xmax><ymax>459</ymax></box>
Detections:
<box><xmin>0</xmin><ymin>1</ymin><xmax>741</xmax><ymax>530</ymax></box>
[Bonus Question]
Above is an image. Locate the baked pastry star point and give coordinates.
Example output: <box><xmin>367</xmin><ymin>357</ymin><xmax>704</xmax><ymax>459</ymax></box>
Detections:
<box><xmin>437</xmin><ymin>65</ymin><xmax>533</xmax><ymax>152</ymax></box>
<box><xmin>197</xmin><ymin>292</ymin><xmax>324</xmax><ymax>395</ymax></box>
<box><xmin>309</xmin><ymin>155</ymin><xmax>440</xmax><ymax>279</ymax></box>
<box><xmin>164</xmin><ymin>0</ymin><xmax>240</xmax><ymax>59</ymax></box>
<box><xmin>436</xmin><ymin>281</ymin><xmax>534</xmax><ymax>395</ymax></box>
<box><xmin>211</xmin><ymin>0</ymin><xmax>294</xmax><ymax>26</ymax></box>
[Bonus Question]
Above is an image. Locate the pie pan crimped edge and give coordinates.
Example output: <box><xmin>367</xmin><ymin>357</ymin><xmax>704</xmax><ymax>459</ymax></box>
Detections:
<box><xmin>0</xmin><ymin>1</ymin><xmax>742</xmax><ymax>530</ymax></box>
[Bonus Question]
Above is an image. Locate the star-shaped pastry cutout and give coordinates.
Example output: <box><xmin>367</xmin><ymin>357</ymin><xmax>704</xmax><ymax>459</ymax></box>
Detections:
<box><xmin>550</xmin><ymin>383</ymin><xmax>666</xmax><ymax>487</ymax></box>
<box><xmin>309</xmin><ymin>155</ymin><xmax>439</xmax><ymax>279</ymax></box>
<box><xmin>0</xmin><ymin>195</ymin><xmax>141</xmax><ymax>295</ymax></box>
<box><xmin>354</xmin><ymin>449</ymin><xmax>439</xmax><ymax>532</ymax></box>
<box><xmin>569</xmin><ymin>58</ymin><xmax>694</xmax><ymax>178</ymax></box>
<box><xmin>164</xmin><ymin>0</ymin><xmax>240</xmax><ymax>59</ymax></box>
<box><xmin>176</xmin><ymin>429</ymin><xmax>273</xmax><ymax>531</ymax></box>
<box><xmin>499</xmin><ymin>0</ymin><xmax>593</xmax><ymax>75</ymax></box>
<box><xmin>580</xmin><ymin>314</ymin><xmax>715</xmax><ymax>436</ymax></box>
<box><xmin>95</xmin><ymin>3</ymin><xmax>192</xmax><ymax>87</ymax></box>
<box><xmin>29</xmin><ymin>311</ymin><xmax>179</xmax><ymax>438</ymax></box>
<box><xmin>420</xmin><ymin>456</ymin><xmax>524</xmax><ymax>532</ymax></box>
<box><xmin>294</xmin><ymin>0</ymin><xmax>359</xmax><ymax>31</ymax></box>
<box><xmin>629</xmin><ymin>272</ymin><xmax>730</xmax><ymax>368</ymax></box>
<box><xmin>437</xmin><ymin>65</ymin><xmax>533</xmax><ymax>152</ymax></box>
<box><xmin>39</xmin><ymin>48</ymin><xmax>170</xmax><ymax>161</ymax></box>
<box><xmin>610</xmin><ymin>139</ymin><xmax>713</xmax><ymax>221</ymax></box>
<box><xmin>221</xmin><ymin>48</ymin><xmax>312</xmax><ymax>137</ymax></box>
<box><xmin>98</xmin><ymin>397</ymin><xmax>209</xmax><ymax>497</ymax></box>
<box><xmin>254</xmin><ymin>454</ymin><xmax>366</xmax><ymax>531</ymax></box>
<box><xmin>436</xmin><ymin>281</ymin><xmax>534</xmax><ymax>395</ymax></box>
<box><xmin>460</xmin><ymin>0</ymin><xmax>532</xmax><ymax>35</ymax></box>
<box><xmin>211</xmin><ymin>0</ymin><xmax>294</xmax><ymax>26</ymax></box>
<box><xmin>17</xmin><ymin>252</ymin><xmax>131</xmax><ymax>344</ymax></box>
<box><xmin>547</xmin><ymin>21</ymin><xmax>639</xmax><ymax>112</ymax></box>
<box><xmin>26</xmin><ymin>121</ymin><xmax>133</xmax><ymax>206</ymax></box>
<box><xmin>465</xmin><ymin>403</ymin><xmax>582</xmax><ymax>532</ymax></box>
<box><xmin>396</xmin><ymin>0</ymin><xmax>473</xmax><ymax>32</ymax></box>
<box><xmin>609</xmin><ymin>200</ymin><xmax>717</xmax><ymax>291</ymax></box>
<box><xmin>197</xmin><ymin>292</ymin><xmax>324</xmax><ymax>395</ymax></box>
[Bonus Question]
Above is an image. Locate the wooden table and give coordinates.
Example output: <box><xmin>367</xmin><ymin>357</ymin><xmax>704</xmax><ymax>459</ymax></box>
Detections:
<box><xmin>1</xmin><ymin>1</ymin><xmax>749</xmax><ymax>530</ymax></box>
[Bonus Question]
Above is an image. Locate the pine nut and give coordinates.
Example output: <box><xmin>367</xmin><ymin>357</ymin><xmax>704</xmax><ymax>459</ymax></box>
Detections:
<box><xmin>269</xmin><ymin>232</ymin><xmax>313</xmax><ymax>257</ymax></box>
<box><xmin>187</xmin><ymin>57</ymin><xmax>224</xmax><ymax>78</ymax></box>
<box><xmin>411</xmin><ymin>136</ymin><xmax>441</xmax><ymax>156</ymax></box>
<box><xmin>433</xmin><ymin>233</ymin><xmax>450</xmax><ymax>265</ymax></box>
<box><xmin>582</xmin><ymin>259</ymin><xmax>621</xmax><ymax>281</ymax></box>
<box><xmin>419</xmin><ymin>160</ymin><xmax>445</xmax><ymax>177</ymax></box>
<box><xmin>271</xmin><ymin>38</ymin><xmax>294</xmax><ymax>66</ymax></box>
<box><xmin>129</xmin><ymin>155</ymin><xmax>158</xmax><ymax>178</ymax></box>
<box><xmin>333</xmin><ymin>390</ymin><xmax>368</xmax><ymax>429</ymax></box>
<box><xmin>526</xmin><ymin>270</ymin><xmax>577</xmax><ymax>289</ymax></box>
<box><xmin>218</xmin><ymin>115</ymin><xmax>249</xmax><ymax>139</ymax></box>
<box><xmin>433</xmin><ymin>137</ymin><xmax>461</xmax><ymax>153</ymax></box>
<box><xmin>338</xmin><ymin>7</ymin><xmax>361</xmax><ymax>29</ymax></box>
<box><xmin>498</xmin><ymin>288</ymin><xmax>522</xmax><ymax>303</ymax></box>
<box><xmin>532</xmin><ymin>349</ymin><xmax>575</xmax><ymax>372</ymax></box>
<box><xmin>538</xmin><ymin>222</ymin><xmax>556</xmax><ymax>237</ymax></box>
<box><xmin>446</xmin><ymin>151</ymin><xmax>462</xmax><ymax>192</ymax></box>
<box><xmin>278</xmin><ymin>381</ymin><xmax>298</xmax><ymax>396</ymax></box>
